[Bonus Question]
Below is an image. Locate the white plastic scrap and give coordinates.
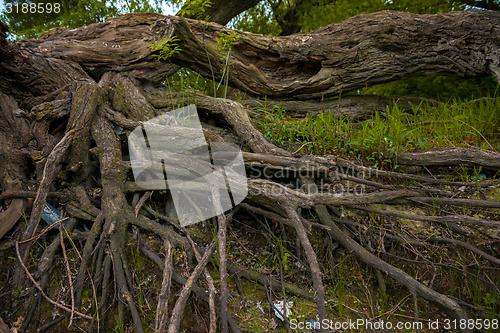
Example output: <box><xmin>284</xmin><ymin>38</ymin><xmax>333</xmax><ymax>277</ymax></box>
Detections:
<box><xmin>273</xmin><ymin>301</ymin><xmax>293</xmax><ymax>321</ymax></box>
<box><xmin>256</xmin><ymin>301</ymin><xmax>264</xmax><ymax>314</ymax></box>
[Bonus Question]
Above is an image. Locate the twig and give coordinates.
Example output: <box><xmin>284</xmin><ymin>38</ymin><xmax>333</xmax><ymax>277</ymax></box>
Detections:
<box><xmin>334</xmin><ymin>155</ymin><xmax>497</xmax><ymax>187</ymax></box>
<box><xmin>143</xmin><ymin>205</ymin><xmax>180</xmax><ymax>228</ymax></box>
<box><xmin>14</xmin><ymin>241</ymin><xmax>93</xmax><ymax>320</ymax></box>
<box><xmin>451</xmin><ymin>116</ymin><xmax>496</xmax><ymax>152</ymax></box>
<box><xmin>413</xmin><ymin>293</ymin><xmax>420</xmax><ymax>333</ymax></box>
<box><xmin>409</xmin><ymin>196</ymin><xmax>500</xmax><ymax>208</ymax></box>
<box><xmin>350</xmin><ymin>204</ymin><xmax>500</xmax><ymax>231</ymax></box>
<box><xmin>286</xmin><ymin>205</ymin><xmax>328</xmax><ymax>333</ymax></box>
<box><xmin>423</xmin><ymin>236</ymin><xmax>500</xmax><ymax>266</ymax></box>
<box><xmin>370</xmin><ymin>294</ymin><xmax>411</xmax><ymax>320</ymax></box>
<box><xmin>167</xmin><ymin>242</ymin><xmax>216</xmax><ymax>333</ymax></box>
<box><xmin>383</xmin><ymin>252</ymin><xmax>500</xmax><ymax>289</ymax></box>
<box><xmin>207</xmin><ymin>179</ymin><xmax>231</xmax><ymax>333</ymax></box>
<box><xmin>37</xmin><ymin>315</ymin><xmax>65</xmax><ymax>332</ymax></box>
<box><xmin>314</xmin><ymin>211</ymin><xmax>471</xmax><ymax>325</ymax></box>
<box><xmin>186</xmin><ymin>233</ymin><xmax>217</xmax><ymax>333</ymax></box>
<box><xmin>60</xmin><ymin>227</ymin><xmax>76</xmax><ymax>327</ymax></box>
<box><xmin>0</xmin><ymin>190</ymin><xmax>66</xmax><ymax>202</ymax></box>
<box><xmin>18</xmin><ymin>216</ymin><xmax>70</xmax><ymax>244</ymax></box>
<box><xmin>140</xmin><ymin>245</ymin><xmax>243</xmax><ymax>333</ymax></box>
<box><xmin>155</xmin><ymin>239</ymin><xmax>173</xmax><ymax>333</ymax></box>
<box><xmin>292</xmin><ymin>142</ymin><xmax>312</xmax><ymax>154</ymax></box>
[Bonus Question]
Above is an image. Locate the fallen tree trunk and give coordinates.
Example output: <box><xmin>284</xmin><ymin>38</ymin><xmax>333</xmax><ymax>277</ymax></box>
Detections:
<box><xmin>244</xmin><ymin>94</ymin><xmax>439</xmax><ymax>119</ymax></box>
<box><xmin>4</xmin><ymin>10</ymin><xmax>499</xmax><ymax>100</ymax></box>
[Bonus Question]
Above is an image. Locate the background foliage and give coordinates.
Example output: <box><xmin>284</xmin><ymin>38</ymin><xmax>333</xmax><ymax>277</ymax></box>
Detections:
<box><xmin>1</xmin><ymin>0</ymin><xmax>169</xmax><ymax>40</ymax></box>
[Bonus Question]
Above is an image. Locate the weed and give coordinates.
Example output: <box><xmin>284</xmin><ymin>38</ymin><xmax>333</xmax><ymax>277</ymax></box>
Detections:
<box><xmin>148</xmin><ymin>36</ymin><xmax>182</xmax><ymax>61</ymax></box>
<box><xmin>215</xmin><ymin>32</ymin><xmax>240</xmax><ymax>51</ymax></box>
<box><xmin>215</xmin><ymin>32</ymin><xmax>240</xmax><ymax>98</ymax></box>
<box><xmin>254</xmin><ymin>96</ymin><xmax>500</xmax><ymax>168</ymax></box>
<box><xmin>271</xmin><ymin>233</ymin><xmax>291</xmax><ymax>273</ymax></box>
<box><xmin>114</xmin><ymin>315</ymin><xmax>125</xmax><ymax>333</ymax></box>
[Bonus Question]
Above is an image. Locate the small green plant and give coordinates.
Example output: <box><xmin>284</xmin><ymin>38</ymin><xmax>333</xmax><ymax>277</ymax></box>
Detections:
<box><xmin>271</xmin><ymin>234</ymin><xmax>291</xmax><ymax>273</ymax></box>
<box><xmin>215</xmin><ymin>32</ymin><xmax>240</xmax><ymax>51</ymax></box>
<box><xmin>148</xmin><ymin>36</ymin><xmax>182</xmax><ymax>61</ymax></box>
<box><xmin>254</xmin><ymin>95</ymin><xmax>500</xmax><ymax>169</ymax></box>
<box><xmin>483</xmin><ymin>293</ymin><xmax>498</xmax><ymax>310</ymax></box>
<box><xmin>114</xmin><ymin>315</ymin><xmax>125</xmax><ymax>333</ymax></box>
<box><xmin>215</xmin><ymin>32</ymin><xmax>240</xmax><ymax>98</ymax></box>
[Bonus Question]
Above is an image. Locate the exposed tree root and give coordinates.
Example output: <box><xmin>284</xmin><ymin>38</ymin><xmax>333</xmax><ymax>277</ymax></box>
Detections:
<box><xmin>2</xmin><ymin>74</ymin><xmax>498</xmax><ymax>331</ymax></box>
<box><xmin>155</xmin><ymin>239</ymin><xmax>173</xmax><ymax>333</ymax></box>
<box><xmin>168</xmin><ymin>241</ymin><xmax>215</xmax><ymax>333</ymax></box>
<box><xmin>14</xmin><ymin>242</ymin><xmax>93</xmax><ymax>321</ymax></box>
<box><xmin>315</xmin><ymin>207</ymin><xmax>472</xmax><ymax>327</ymax></box>
<box><xmin>352</xmin><ymin>204</ymin><xmax>500</xmax><ymax>229</ymax></box>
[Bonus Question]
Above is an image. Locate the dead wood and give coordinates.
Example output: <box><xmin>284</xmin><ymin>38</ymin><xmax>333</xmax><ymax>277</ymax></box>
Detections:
<box><xmin>167</xmin><ymin>242</ymin><xmax>216</xmax><ymax>333</ymax></box>
<box><xmin>352</xmin><ymin>204</ymin><xmax>500</xmax><ymax>229</ymax></box>
<box><xmin>315</xmin><ymin>206</ymin><xmax>472</xmax><ymax>328</ymax></box>
<box><xmin>155</xmin><ymin>240</ymin><xmax>173</xmax><ymax>333</ymax></box>
<box><xmin>397</xmin><ymin>148</ymin><xmax>500</xmax><ymax>170</ymax></box>
<box><xmin>245</xmin><ymin>95</ymin><xmax>439</xmax><ymax>120</ymax></box>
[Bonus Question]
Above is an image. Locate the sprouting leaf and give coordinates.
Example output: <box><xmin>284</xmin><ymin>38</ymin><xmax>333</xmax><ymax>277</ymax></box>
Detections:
<box><xmin>148</xmin><ymin>36</ymin><xmax>182</xmax><ymax>61</ymax></box>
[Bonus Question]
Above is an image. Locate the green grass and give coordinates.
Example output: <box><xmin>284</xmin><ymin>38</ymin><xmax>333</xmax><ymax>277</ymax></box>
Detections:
<box><xmin>254</xmin><ymin>97</ymin><xmax>500</xmax><ymax>168</ymax></box>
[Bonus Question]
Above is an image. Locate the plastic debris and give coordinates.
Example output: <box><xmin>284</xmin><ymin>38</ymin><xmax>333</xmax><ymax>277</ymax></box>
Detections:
<box><xmin>256</xmin><ymin>301</ymin><xmax>264</xmax><ymax>314</ymax></box>
<box><xmin>114</xmin><ymin>125</ymin><xmax>124</xmax><ymax>135</ymax></box>
<box><xmin>273</xmin><ymin>301</ymin><xmax>293</xmax><ymax>321</ymax></box>
<box><xmin>476</xmin><ymin>174</ymin><xmax>487</xmax><ymax>181</ymax></box>
<box><xmin>41</xmin><ymin>203</ymin><xmax>64</xmax><ymax>227</ymax></box>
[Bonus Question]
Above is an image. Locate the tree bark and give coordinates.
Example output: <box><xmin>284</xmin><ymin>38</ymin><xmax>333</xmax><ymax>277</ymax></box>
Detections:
<box><xmin>397</xmin><ymin>148</ymin><xmax>500</xmax><ymax>169</ymax></box>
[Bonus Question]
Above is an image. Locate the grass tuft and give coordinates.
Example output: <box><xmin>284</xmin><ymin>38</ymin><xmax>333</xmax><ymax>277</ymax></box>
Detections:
<box><xmin>254</xmin><ymin>96</ymin><xmax>500</xmax><ymax>168</ymax></box>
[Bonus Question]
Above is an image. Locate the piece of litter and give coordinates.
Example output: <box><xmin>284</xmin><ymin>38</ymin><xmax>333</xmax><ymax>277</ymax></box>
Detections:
<box><xmin>476</xmin><ymin>174</ymin><xmax>487</xmax><ymax>180</ymax></box>
<box><xmin>41</xmin><ymin>203</ymin><xmax>64</xmax><ymax>227</ymax></box>
<box><xmin>256</xmin><ymin>301</ymin><xmax>264</xmax><ymax>314</ymax></box>
<box><xmin>273</xmin><ymin>300</ymin><xmax>293</xmax><ymax>321</ymax></box>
